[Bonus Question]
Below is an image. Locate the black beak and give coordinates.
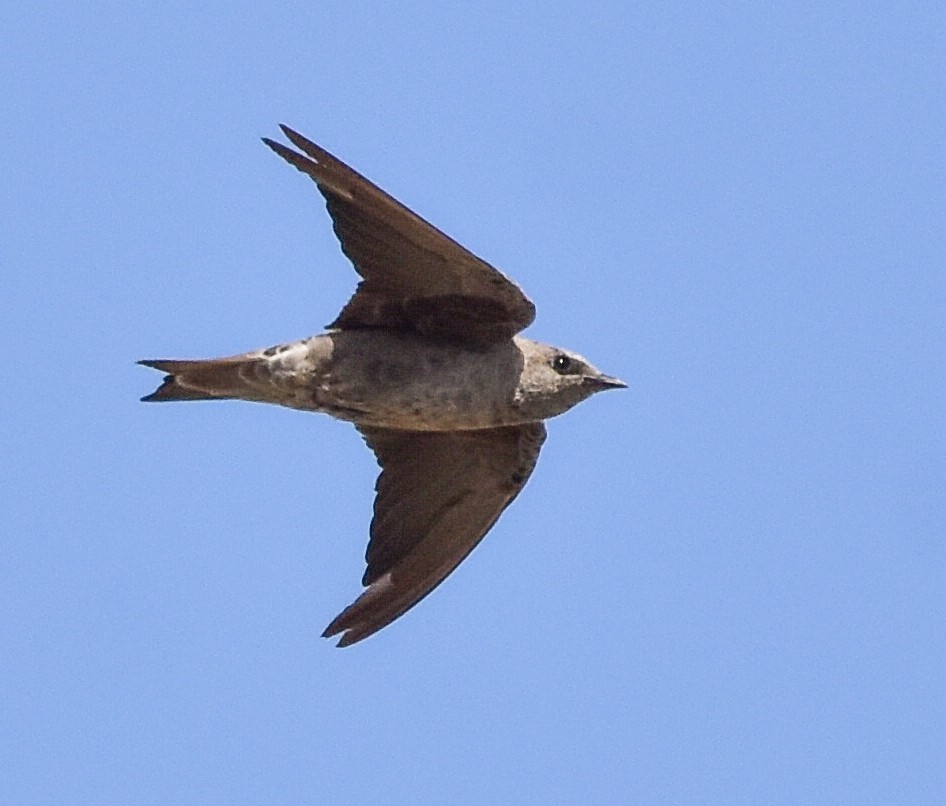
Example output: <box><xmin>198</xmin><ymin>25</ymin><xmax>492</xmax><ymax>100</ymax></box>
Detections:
<box><xmin>583</xmin><ymin>373</ymin><xmax>627</xmax><ymax>390</ymax></box>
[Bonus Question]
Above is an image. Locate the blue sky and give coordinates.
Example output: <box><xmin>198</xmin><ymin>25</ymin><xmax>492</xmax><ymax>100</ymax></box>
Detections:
<box><xmin>3</xmin><ymin>2</ymin><xmax>944</xmax><ymax>803</ymax></box>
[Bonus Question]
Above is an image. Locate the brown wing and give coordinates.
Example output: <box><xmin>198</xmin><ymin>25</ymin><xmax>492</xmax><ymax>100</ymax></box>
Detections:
<box><xmin>262</xmin><ymin>125</ymin><xmax>536</xmax><ymax>346</ymax></box>
<box><xmin>323</xmin><ymin>423</ymin><xmax>547</xmax><ymax>647</ymax></box>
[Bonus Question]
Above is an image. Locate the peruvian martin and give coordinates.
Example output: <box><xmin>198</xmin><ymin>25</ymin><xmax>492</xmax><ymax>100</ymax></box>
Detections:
<box><xmin>140</xmin><ymin>126</ymin><xmax>625</xmax><ymax>646</ymax></box>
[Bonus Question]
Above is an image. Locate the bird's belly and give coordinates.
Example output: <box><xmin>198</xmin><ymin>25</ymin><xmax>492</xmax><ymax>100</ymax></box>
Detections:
<box><xmin>313</xmin><ymin>334</ymin><xmax>526</xmax><ymax>431</ymax></box>
<box><xmin>322</xmin><ymin>372</ymin><xmax>506</xmax><ymax>430</ymax></box>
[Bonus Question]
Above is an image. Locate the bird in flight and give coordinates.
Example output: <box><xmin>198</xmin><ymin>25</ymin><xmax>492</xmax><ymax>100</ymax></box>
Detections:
<box><xmin>141</xmin><ymin>125</ymin><xmax>625</xmax><ymax>646</ymax></box>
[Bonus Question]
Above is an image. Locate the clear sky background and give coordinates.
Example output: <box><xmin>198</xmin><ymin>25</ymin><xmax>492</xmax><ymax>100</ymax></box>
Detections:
<box><xmin>3</xmin><ymin>2</ymin><xmax>944</xmax><ymax>804</ymax></box>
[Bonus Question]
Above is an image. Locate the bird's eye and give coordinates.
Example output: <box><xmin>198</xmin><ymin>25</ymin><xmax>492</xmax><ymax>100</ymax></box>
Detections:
<box><xmin>552</xmin><ymin>354</ymin><xmax>573</xmax><ymax>374</ymax></box>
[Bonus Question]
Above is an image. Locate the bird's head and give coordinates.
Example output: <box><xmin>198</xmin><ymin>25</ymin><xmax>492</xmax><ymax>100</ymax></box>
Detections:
<box><xmin>513</xmin><ymin>339</ymin><xmax>626</xmax><ymax>420</ymax></box>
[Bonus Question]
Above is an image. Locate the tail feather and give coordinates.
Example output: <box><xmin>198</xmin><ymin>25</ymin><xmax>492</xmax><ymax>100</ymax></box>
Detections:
<box><xmin>138</xmin><ymin>357</ymin><xmax>258</xmax><ymax>403</ymax></box>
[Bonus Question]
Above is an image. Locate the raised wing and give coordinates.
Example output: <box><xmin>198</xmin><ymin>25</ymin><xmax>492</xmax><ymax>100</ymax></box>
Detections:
<box><xmin>262</xmin><ymin>125</ymin><xmax>536</xmax><ymax>346</ymax></box>
<box><xmin>324</xmin><ymin>423</ymin><xmax>547</xmax><ymax>646</ymax></box>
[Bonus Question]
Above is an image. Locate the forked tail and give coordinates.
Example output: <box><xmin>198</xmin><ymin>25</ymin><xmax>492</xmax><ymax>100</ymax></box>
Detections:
<box><xmin>138</xmin><ymin>357</ymin><xmax>259</xmax><ymax>403</ymax></box>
